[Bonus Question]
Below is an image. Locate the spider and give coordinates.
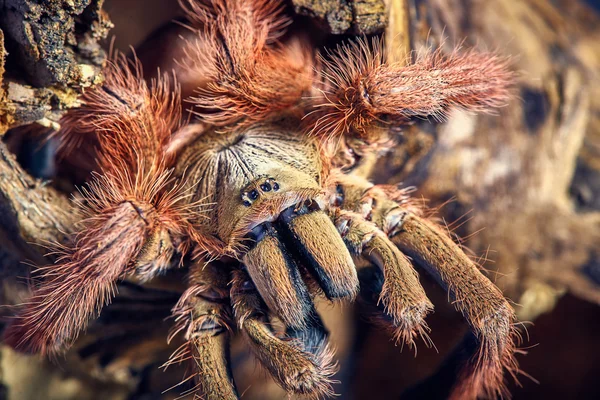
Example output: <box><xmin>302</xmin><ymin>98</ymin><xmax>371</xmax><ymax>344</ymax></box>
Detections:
<box><xmin>3</xmin><ymin>0</ymin><xmax>519</xmax><ymax>398</ymax></box>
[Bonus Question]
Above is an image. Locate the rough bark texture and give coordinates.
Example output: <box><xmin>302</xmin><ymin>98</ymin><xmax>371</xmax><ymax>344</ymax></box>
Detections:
<box><xmin>0</xmin><ymin>0</ymin><xmax>110</xmax><ymax>134</ymax></box>
<box><xmin>0</xmin><ymin>143</ymin><xmax>76</xmax><ymax>257</ymax></box>
<box><xmin>292</xmin><ymin>0</ymin><xmax>387</xmax><ymax>34</ymax></box>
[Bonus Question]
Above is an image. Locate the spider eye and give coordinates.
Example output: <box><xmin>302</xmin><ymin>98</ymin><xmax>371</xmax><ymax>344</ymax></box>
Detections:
<box><xmin>249</xmin><ymin>189</ymin><xmax>259</xmax><ymax>200</ymax></box>
<box><xmin>273</xmin><ymin>182</ymin><xmax>280</xmax><ymax>191</ymax></box>
<box><xmin>260</xmin><ymin>182</ymin><xmax>272</xmax><ymax>192</ymax></box>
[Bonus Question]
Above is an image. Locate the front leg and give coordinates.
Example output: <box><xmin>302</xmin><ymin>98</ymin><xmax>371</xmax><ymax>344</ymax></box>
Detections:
<box><xmin>328</xmin><ymin>171</ymin><xmax>519</xmax><ymax>399</ymax></box>
<box><xmin>329</xmin><ymin>208</ymin><xmax>433</xmax><ymax>348</ymax></box>
<box><xmin>170</xmin><ymin>260</ymin><xmax>338</xmax><ymax>400</ymax></box>
<box><xmin>3</xmin><ymin>199</ymin><xmax>171</xmax><ymax>355</ymax></box>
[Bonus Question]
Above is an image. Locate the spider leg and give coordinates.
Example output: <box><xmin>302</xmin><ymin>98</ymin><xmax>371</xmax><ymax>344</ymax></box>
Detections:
<box><xmin>3</xmin><ymin>55</ymin><xmax>193</xmax><ymax>356</ymax></box>
<box><xmin>307</xmin><ymin>37</ymin><xmax>513</xmax><ymax>143</ymax></box>
<box><xmin>178</xmin><ymin>0</ymin><xmax>314</xmax><ymax>127</ymax></box>
<box><xmin>171</xmin><ymin>262</ymin><xmax>336</xmax><ymax>400</ymax></box>
<box><xmin>331</xmin><ymin>173</ymin><xmax>518</xmax><ymax>399</ymax></box>
<box><xmin>329</xmin><ymin>209</ymin><xmax>433</xmax><ymax>348</ymax></box>
<box><xmin>393</xmin><ymin>216</ymin><xmax>518</xmax><ymax>399</ymax></box>
<box><xmin>3</xmin><ymin>200</ymin><xmax>175</xmax><ymax>355</ymax></box>
<box><xmin>168</xmin><ymin>262</ymin><xmax>238</xmax><ymax>400</ymax></box>
<box><xmin>230</xmin><ymin>269</ymin><xmax>336</xmax><ymax>398</ymax></box>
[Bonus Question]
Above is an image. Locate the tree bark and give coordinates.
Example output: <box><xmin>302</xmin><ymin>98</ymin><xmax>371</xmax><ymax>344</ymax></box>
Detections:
<box><xmin>0</xmin><ymin>0</ymin><xmax>110</xmax><ymax>134</ymax></box>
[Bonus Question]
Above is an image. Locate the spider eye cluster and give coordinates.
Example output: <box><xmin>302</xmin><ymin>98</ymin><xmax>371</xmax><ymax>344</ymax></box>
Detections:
<box><xmin>241</xmin><ymin>177</ymin><xmax>280</xmax><ymax>207</ymax></box>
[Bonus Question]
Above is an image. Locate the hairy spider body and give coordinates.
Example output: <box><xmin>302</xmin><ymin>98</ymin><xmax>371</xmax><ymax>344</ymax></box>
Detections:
<box><xmin>3</xmin><ymin>0</ymin><xmax>519</xmax><ymax>399</ymax></box>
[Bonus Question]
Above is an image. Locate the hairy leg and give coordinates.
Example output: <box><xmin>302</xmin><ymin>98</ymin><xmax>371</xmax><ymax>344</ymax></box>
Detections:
<box><xmin>3</xmin><ymin>55</ymin><xmax>194</xmax><ymax>356</ymax></box>
<box><xmin>168</xmin><ymin>262</ymin><xmax>238</xmax><ymax>400</ymax></box>
<box><xmin>230</xmin><ymin>269</ymin><xmax>336</xmax><ymax>399</ymax></box>
<box><xmin>330</xmin><ymin>172</ymin><xmax>519</xmax><ymax>399</ymax></box>
<box><xmin>329</xmin><ymin>208</ymin><xmax>433</xmax><ymax>348</ymax></box>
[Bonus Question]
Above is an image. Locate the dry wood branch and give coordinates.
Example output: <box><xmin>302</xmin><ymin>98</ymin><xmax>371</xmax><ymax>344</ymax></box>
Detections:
<box><xmin>0</xmin><ymin>141</ymin><xmax>77</xmax><ymax>263</ymax></box>
<box><xmin>0</xmin><ymin>0</ymin><xmax>111</xmax><ymax>135</ymax></box>
<box><xmin>292</xmin><ymin>0</ymin><xmax>387</xmax><ymax>34</ymax></box>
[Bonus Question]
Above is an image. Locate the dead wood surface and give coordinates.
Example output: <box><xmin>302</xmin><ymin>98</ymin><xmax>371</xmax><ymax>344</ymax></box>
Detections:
<box><xmin>292</xmin><ymin>0</ymin><xmax>387</xmax><ymax>34</ymax></box>
<box><xmin>0</xmin><ymin>0</ymin><xmax>110</xmax><ymax>135</ymax></box>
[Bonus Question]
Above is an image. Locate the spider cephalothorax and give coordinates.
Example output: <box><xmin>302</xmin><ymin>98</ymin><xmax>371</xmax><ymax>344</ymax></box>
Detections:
<box><xmin>175</xmin><ymin>118</ymin><xmax>359</xmax><ymax>324</ymax></box>
<box><xmin>3</xmin><ymin>0</ymin><xmax>520</xmax><ymax>399</ymax></box>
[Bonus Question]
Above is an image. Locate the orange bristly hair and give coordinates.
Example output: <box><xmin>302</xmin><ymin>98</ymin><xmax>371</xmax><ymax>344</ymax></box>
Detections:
<box><xmin>58</xmin><ymin>54</ymin><xmax>180</xmax><ymax>165</ymax></box>
<box><xmin>178</xmin><ymin>0</ymin><xmax>314</xmax><ymax>126</ymax></box>
<box><xmin>308</xmin><ymin>38</ymin><xmax>514</xmax><ymax>141</ymax></box>
<box><xmin>3</xmin><ymin>56</ymin><xmax>199</xmax><ymax>356</ymax></box>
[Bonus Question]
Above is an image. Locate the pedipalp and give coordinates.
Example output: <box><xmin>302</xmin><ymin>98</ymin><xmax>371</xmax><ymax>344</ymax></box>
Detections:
<box><xmin>329</xmin><ymin>173</ymin><xmax>519</xmax><ymax>399</ymax></box>
<box><xmin>330</xmin><ymin>208</ymin><xmax>433</xmax><ymax>349</ymax></box>
<box><xmin>231</xmin><ymin>269</ymin><xmax>337</xmax><ymax>399</ymax></box>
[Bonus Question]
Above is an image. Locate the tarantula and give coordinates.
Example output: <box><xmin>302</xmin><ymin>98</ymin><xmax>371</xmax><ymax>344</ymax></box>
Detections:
<box><xmin>3</xmin><ymin>0</ymin><xmax>519</xmax><ymax>398</ymax></box>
